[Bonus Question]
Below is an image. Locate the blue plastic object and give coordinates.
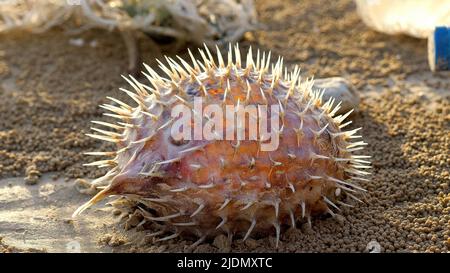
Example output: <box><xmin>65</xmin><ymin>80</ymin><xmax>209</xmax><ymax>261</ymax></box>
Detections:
<box><xmin>428</xmin><ymin>26</ymin><xmax>450</xmax><ymax>71</ymax></box>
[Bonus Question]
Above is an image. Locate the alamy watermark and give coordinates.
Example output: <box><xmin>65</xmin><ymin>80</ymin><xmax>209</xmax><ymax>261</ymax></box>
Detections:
<box><xmin>170</xmin><ymin>97</ymin><xmax>281</xmax><ymax>151</ymax></box>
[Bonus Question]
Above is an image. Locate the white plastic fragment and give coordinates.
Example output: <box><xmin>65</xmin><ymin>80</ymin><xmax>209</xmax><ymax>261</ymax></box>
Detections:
<box><xmin>355</xmin><ymin>0</ymin><xmax>450</xmax><ymax>39</ymax></box>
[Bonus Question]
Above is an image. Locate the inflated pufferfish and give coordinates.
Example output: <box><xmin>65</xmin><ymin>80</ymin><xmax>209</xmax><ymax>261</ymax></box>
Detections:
<box><xmin>74</xmin><ymin>45</ymin><xmax>370</xmax><ymax>247</ymax></box>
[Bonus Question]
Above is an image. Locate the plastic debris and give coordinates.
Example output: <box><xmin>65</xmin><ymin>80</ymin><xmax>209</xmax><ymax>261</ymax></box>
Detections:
<box><xmin>355</xmin><ymin>0</ymin><xmax>450</xmax><ymax>39</ymax></box>
<box><xmin>428</xmin><ymin>26</ymin><xmax>450</xmax><ymax>71</ymax></box>
<box><xmin>0</xmin><ymin>0</ymin><xmax>257</xmax><ymax>46</ymax></box>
